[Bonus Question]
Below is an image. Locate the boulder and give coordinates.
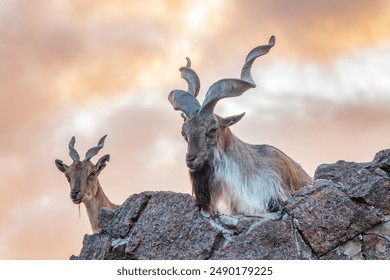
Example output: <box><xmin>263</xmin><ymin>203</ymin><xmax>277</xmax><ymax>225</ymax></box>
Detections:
<box><xmin>71</xmin><ymin>149</ymin><xmax>390</xmax><ymax>260</ymax></box>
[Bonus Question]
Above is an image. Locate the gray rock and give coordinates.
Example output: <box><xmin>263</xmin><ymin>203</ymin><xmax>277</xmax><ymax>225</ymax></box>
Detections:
<box><xmin>285</xmin><ymin>179</ymin><xmax>383</xmax><ymax>256</ymax></box>
<box><xmin>345</xmin><ymin>153</ymin><xmax>390</xmax><ymax>214</ymax></box>
<box><xmin>124</xmin><ymin>191</ymin><xmax>221</xmax><ymax>259</ymax></box>
<box><xmin>361</xmin><ymin>233</ymin><xmax>390</xmax><ymax>259</ymax></box>
<box><xmin>314</xmin><ymin>160</ymin><xmax>368</xmax><ymax>184</ymax></box>
<box><xmin>71</xmin><ymin>149</ymin><xmax>390</xmax><ymax>260</ymax></box>
<box><xmin>211</xmin><ymin>218</ymin><xmax>315</xmax><ymax>260</ymax></box>
<box><xmin>321</xmin><ymin>236</ymin><xmax>364</xmax><ymax>260</ymax></box>
<box><xmin>321</xmin><ymin>217</ymin><xmax>390</xmax><ymax>260</ymax></box>
<box><xmin>361</xmin><ymin>215</ymin><xmax>390</xmax><ymax>259</ymax></box>
<box><xmin>73</xmin><ymin>232</ymin><xmax>112</xmax><ymax>260</ymax></box>
<box><xmin>98</xmin><ymin>192</ymin><xmax>155</xmax><ymax>238</ymax></box>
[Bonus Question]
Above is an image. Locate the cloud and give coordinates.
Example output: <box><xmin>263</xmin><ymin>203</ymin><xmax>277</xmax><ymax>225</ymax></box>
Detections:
<box><xmin>246</xmin><ymin>42</ymin><xmax>390</xmax><ymax>109</ymax></box>
<box><xmin>0</xmin><ymin>189</ymin><xmax>89</xmax><ymax>259</ymax></box>
<box><xmin>217</xmin><ymin>0</ymin><xmax>390</xmax><ymax>60</ymax></box>
<box><xmin>0</xmin><ymin>0</ymin><xmax>175</xmax><ymax>138</ymax></box>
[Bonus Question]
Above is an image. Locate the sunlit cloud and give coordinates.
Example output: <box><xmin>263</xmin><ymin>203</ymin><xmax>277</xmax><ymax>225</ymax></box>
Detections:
<box><xmin>186</xmin><ymin>3</ymin><xmax>207</xmax><ymax>29</ymax></box>
<box><xmin>149</xmin><ymin>137</ymin><xmax>182</xmax><ymax>168</ymax></box>
<box><xmin>251</xmin><ymin>42</ymin><xmax>390</xmax><ymax>108</ymax></box>
<box><xmin>184</xmin><ymin>0</ymin><xmax>225</xmax><ymax>32</ymax></box>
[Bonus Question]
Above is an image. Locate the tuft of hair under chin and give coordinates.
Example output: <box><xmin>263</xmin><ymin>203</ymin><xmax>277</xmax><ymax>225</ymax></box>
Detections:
<box><xmin>189</xmin><ymin>160</ymin><xmax>216</xmax><ymax>215</ymax></box>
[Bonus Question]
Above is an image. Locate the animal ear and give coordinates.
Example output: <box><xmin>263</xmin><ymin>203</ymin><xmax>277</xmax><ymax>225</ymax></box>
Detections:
<box><xmin>221</xmin><ymin>112</ymin><xmax>246</xmax><ymax>127</ymax></box>
<box><xmin>96</xmin><ymin>154</ymin><xmax>110</xmax><ymax>173</ymax></box>
<box><xmin>55</xmin><ymin>159</ymin><xmax>68</xmax><ymax>173</ymax></box>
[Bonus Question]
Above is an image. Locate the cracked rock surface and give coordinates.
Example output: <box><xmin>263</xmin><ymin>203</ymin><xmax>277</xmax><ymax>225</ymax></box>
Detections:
<box><xmin>71</xmin><ymin>149</ymin><xmax>390</xmax><ymax>260</ymax></box>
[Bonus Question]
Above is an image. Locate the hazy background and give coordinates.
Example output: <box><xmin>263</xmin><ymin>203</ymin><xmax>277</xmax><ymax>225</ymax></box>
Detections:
<box><xmin>0</xmin><ymin>0</ymin><xmax>389</xmax><ymax>259</ymax></box>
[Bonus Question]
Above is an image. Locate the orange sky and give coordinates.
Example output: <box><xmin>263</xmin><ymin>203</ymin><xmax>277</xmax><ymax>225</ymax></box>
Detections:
<box><xmin>1</xmin><ymin>0</ymin><xmax>390</xmax><ymax>259</ymax></box>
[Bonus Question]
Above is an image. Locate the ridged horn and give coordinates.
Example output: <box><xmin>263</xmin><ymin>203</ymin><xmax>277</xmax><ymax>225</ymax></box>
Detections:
<box><xmin>200</xmin><ymin>36</ymin><xmax>275</xmax><ymax>115</ymax></box>
<box><xmin>84</xmin><ymin>135</ymin><xmax>107</xmax><ymax>162</ymax></box>
<box><xmin>168</xmin><ymin>58</ymin><xmax>201</xmax><ymax>116</ymax></box>
<box><xmin>180</xmin><ymin>57</ymin><xmax>200</xmax><ymax>97</ymax></box>
<box><xmin>68</xmin><ymin>136</ymin><xmax>80</xmax><ymax>163</ymax></box>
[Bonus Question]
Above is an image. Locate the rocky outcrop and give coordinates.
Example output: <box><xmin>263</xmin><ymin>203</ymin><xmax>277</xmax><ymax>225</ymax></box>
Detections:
<box><xmin>71</xmin><ymin>149</ymin><xmax>390</xmax><ymax>260</ymax></box>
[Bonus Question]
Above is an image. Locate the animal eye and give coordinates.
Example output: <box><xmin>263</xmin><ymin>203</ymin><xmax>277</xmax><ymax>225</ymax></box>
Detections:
<box><xmin>88</xmin><ymin>172</ymin><xmax>96</xmax><ymax>178</ymax></box>
<box><xmin>65</xmin><ymin>175</ymin><xmax>71</xmax><ymax>182</ymax></box>
<box><xmin>208</xmin><ymin>128</ymin><xmax>218</xmax><ymax>134</ymax></box>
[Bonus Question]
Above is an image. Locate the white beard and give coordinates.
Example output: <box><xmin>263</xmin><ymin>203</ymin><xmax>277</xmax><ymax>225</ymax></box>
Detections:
<box><xmin>213</xmin><ymin>150</ymin><xmax>289</xmax><ymax>215</ymax></box>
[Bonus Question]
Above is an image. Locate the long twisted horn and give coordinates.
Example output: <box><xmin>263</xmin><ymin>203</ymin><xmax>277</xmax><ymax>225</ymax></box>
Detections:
<box><xmin>241</xmin><ymin>35</ymin><xmax>275</xmax><ymax>84</ymax></box>
<box><xmin>200</xmin><ymin>36</ymin><xmax>275</xmax><ymax>115</ymax></box>
<box><xmin>168</xmin><ymin>57</ymin><xmax>201</xmax><ymax>117</ymax></box>
<box><xmin>180</xmin><ymin>57</ymin><xmax>200</xmax><ymax>97</ymax></box>
<box><xmin>168</xmin><ymin>90</ymin><xmax>201</xmax><ymax>117</ymax></box>
<box><xmin>68</xmin><ymin>136</ymin><xmax>80</xmax><ymax>162</ymax></box>
<box><xmin>84</xmin><ymin>135</ymin><xmax>107</xmax><ymax>161</ymax></box>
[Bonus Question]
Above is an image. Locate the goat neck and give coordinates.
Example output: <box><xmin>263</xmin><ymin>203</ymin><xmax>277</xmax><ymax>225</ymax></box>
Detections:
<box><xmin>83</xmin><ymin>180</ymin><xmax>119</xmax><ymax>233</ymax></box>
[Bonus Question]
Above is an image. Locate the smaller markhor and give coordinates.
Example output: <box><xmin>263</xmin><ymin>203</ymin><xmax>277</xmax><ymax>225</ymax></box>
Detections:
<box><xmin>55</xmin><ymin>135</ymin><xmax>119</xmax><ymax>233</ymax></box>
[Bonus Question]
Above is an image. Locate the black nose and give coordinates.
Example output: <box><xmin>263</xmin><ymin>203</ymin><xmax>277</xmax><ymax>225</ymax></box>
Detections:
<box><xmin>186</xmin><ymin>154</ymin><xmax>197</xmax><ymax>164</ymax></box>
<box><xmin>71</xmin><ymin>189</ymin><xmax>80</xmax><ymax>199</ymax></box>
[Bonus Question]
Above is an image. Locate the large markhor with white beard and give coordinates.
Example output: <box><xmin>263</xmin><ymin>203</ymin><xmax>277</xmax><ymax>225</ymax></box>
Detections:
<box><xmin>168</xmin><ymin>36</ymin><xmax>313</xmax><ymax>216</ymax></box>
